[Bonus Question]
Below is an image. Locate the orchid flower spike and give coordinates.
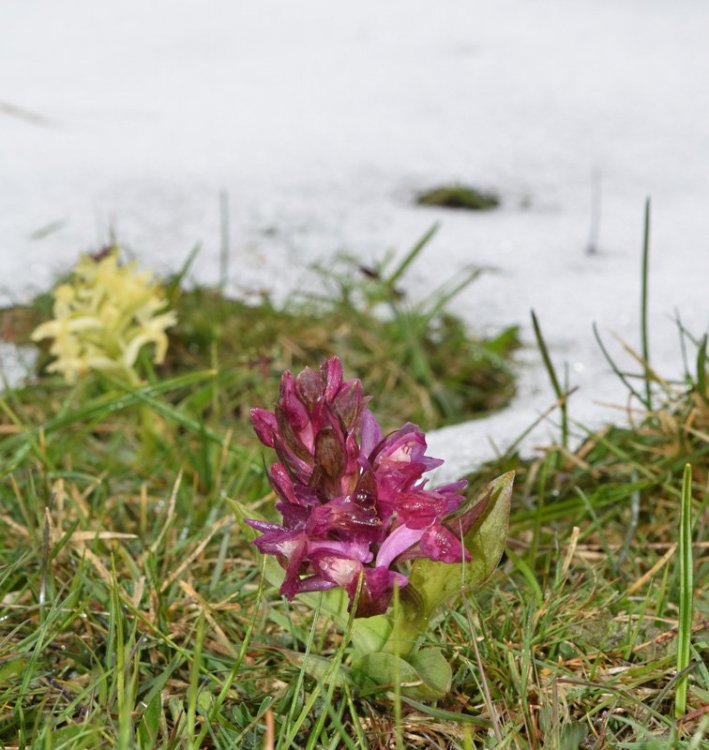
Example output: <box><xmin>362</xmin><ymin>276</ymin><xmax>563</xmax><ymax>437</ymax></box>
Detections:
<box><xmin>31</xmin><ymin>248</ymin><xmax>176</xmax><ymax>383</ymax></box>
<box><xmin>247</xmin><ymin>356</ymin><xmax>477</xmax><ymax>617</ymax></box>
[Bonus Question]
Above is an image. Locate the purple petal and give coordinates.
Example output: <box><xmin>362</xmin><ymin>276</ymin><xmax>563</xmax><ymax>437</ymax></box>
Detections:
<box><xmin>395</xmin><ymin>490</ymin><xmax>447</xmax><ymax>529</ymax></box>
<box><xmin>321</xmin><ymin>356</ymin><xmax>343</xmax><ymax>401</ymax></box>
<box><xmin>419</xmin><ymin>524</ymin><xmax>469</xmax><ymax>564</ymax></box>
<box><xmin>375</xmin><ymin>524</ymin><xmax>425</xmax><ymax>569</ymax></box>
<box><xmin>435</xmin><ymin>480</ymin><xmax>468</xmax><ymax>515</ymax></box>
<box><xmin>250</xmin><ymin>408</ymin><xmax>278</xmax><ymax>448</ymax></box>
<box><xmin>359</xmin><ymin>409</ymin><xmax>383</xmax><ymax>460</ymax></box>
<box><xmin>364</xmin><ymin>566</ymin><xmax>408</xmax><ymax>596</ymax></box>
<box><xmin>313</xmin><ymin>425</ymin><xmax>346</xmax><ymax>481</ymax></box>
<box><xmin>374</xmin><ymin>463</ymin><xmax>427</xmax><ymax>519</ymax></box>
<box><xmin>331</xmin><ymin>380</ymin><xmax>363</xmax><ymax>430</ymax></box>
<box><xmin>310</xmin><ymin>551</ymin><xmax>362</xmax><ymax>590</ymax></box>
<box><xmin>269</xmin><ymin>463</ymin><xmax>298</xmax><ymax>504</ymax></box>
<box><xmin>249</xmin><ymin>529</ymin><xmax>309</xmax><ymax>599</ymax></box>
<box><xmin>244</xmin><ymin>518</ymin><xmax>283</xmax><ymax>534</ymax></box>
<box><xmin>294</xmin><ymin>576</ymin><xmax>338</xmax><ymax>594</ymax></box>
<box><xmin>446</xmin><ymin>486</ymin><xmax>492</xmax><ymax>536</ymax></box>
<box><xmin>355</xmin><ymin>567</ymin><xmax>409</xmax><ymax>618</ymax></box>
<box><xmin>437</xmin><ymin>479</ymin><xmax>468</xmax><ymax>495</ymax></box>
<box><xmin>306</xmin><ymin>496</ymin><xmax>382</xmax><ymax>542</ymax></box>
<box><xmin>374</xmin><ymin>423</ymin><xmax>443</xmax><ymax>472</ymax></box>
<box><xmin>308</xmin><ymin>551</ymin><xmax>404</xmax><ymax>616</ymax></box>
<box><xmin>275</xmin><ymin>501</ymin><xmax>309</xmax><ymax>529</ymax></box>
<box><xmin>295</xmin><ymin>366</ymin><xmax>324</xmax><ymax>408</ymax></box>
<box><xmin>308</xmin><ymin>539</ymin><xmax>373</xmax><ymax>563</ymax></box>
<box><xmin>277</xmin><ymin>373</ymin><xmax>315</xmax><ymax>454</ymax></box>
<box><xmin>274</xmin><ymin>439</ymin><xmax>313</xmax><ymax>483</ymax></box>
<box><xmin>293</xmin><ymin>483</ymin><xmax>320</xmax><ymax>506</ymax></box>
<box><xmin>251</xmin><ymin>528</ymin><xmax>304</xmax><ymax>557</ymax></box>
<box><xmin>343</xmin><ymin>433</ymin><xmax>361</xmax><ymax>485</ymax></box>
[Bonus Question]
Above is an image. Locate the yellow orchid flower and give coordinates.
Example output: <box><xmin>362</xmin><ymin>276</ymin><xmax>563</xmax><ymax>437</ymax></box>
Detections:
<box><xmin>31</xmin><ymin>248</ymin><xmax>177</xmax><ymax>383</ymax></box>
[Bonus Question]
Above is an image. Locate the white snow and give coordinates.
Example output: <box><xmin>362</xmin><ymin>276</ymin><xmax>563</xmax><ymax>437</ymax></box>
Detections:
<box><xmin>1</xmin><ymin>0</ymin><xmax>708</xmax><ymax>476</ymax></box>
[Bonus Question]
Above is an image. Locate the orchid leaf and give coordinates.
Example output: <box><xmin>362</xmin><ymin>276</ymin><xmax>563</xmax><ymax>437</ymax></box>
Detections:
<box><xmin>356</xmin><ymin>647</ymin><xmax>451</xmax><ymax>701</ymax></box>
<box><xmin>408</xmin><ymin>647</ymin><xmax>453</xmax><ymax>699</ymax></box>
<box><xmin>350</xmin><ymin>614</ymin><xmax>392</xmax><ymax>656</ymax></box>
<box><xmin>464</xmin><ymin>470</ymin><xmax>514</xmax><ymax>586</ymax></box>
<box><xmin>408</xmin><ymin>471</ymin><xmax>514</xmax><ymax>619</ymax></box>
<box><xmin>357</xmin><ymin>652</ymin><xmax>418</xmax><ymax>693</ymax></box>
<box><xmin>281</xmin><ymin>650</ymin><xmax>353</xmax><ymax>688</ymax></box>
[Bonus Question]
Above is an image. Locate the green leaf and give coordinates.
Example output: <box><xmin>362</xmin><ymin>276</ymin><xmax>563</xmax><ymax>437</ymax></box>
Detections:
<box><xmin>356</xmin><ymin>647</ymin><xmax>451</xmax><ymax>701</ymax></box>
<box><xmin>358</xmin><ymin>652</ymin><xmax>417</xmax><ymax>690</ymax></box>
<box><xmin>408</xmin><ymin>471</ymin><xmax>514</xmax><ymax>619</ymax></box>
<box><xmin>464</xmin><ymin>472</ymin><xmax>514</xmax><ymax>584</ymax></box>
<box><xmin>350</xmin><ymin>614</ymin><xmax>392</xmax><ymax>656</ymax></box>
<box><xmin>408</xmin><ymin>647</ymin><xmax>453</xmax><ymax>699</ymax></box>
<box><xmin>281</xmin><ymin>651</ymin><xmax>354</xmax><ymax>689</ymax></box>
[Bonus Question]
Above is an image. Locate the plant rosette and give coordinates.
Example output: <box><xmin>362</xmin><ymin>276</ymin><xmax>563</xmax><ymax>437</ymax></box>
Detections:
<box><xmin>235</xmin><ymin>357</ymin><xmax>513</xmax><ymax>700</ymax></box>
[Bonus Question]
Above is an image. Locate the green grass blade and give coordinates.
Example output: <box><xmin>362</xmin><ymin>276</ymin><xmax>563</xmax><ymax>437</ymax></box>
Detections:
<box><xmin>102</xmin><ymin>371</ymin><xmax>249</xmax><ymax>458</ymax></box>
<box><xmin>696</xmin><ymin>333</ymin><xmax>707</xmax><ymax>403</ymax></box>
<box><xmin>292</xmin><ymin>580</ymin><xmax>361</xmax><ymax>750</ymax></box>
<box><xmin>186</xmin><ymin>612</ymin><xmax>206</xmax><ymax>749</ymax></box>
<box><xmin>281</xmin><ymin>594</ymin><xmax>324</xmax><ymax>745</ymax></box>
<box><xmin>531</xmin><ymin>310</ymin><xmax>568</xmax><ymax>452</ymax></box>
<box><xmin>421</xmin><ymin>266</ymin><xmax>484</xmax><ymax>325</ymax></box>
<box><xmin>166</xmin><ymin>243</ymin><xmax>201</xmax><ymax>302</ymax></box>
<box><xmin>193</xmin><ymin>558</ymin><xmax>267</xmax><ymax>749</ymax></box>
<box><xmin>385</xmin><ymin>223</ymin><xmax>439</xmax><ymax>289</ymax></box>
<box><xmin>641</xmin><ymin>197</ymin><xmax>652</xmax><ymax>409</ymax></box>
<box><xmin>675</xmin><ymin>463</ymin><xmax>694</xmax><ymax>717</ymax></box>
<box><xmin>592</xmin><ymin>322</ymin><xmax>645</xmax><ymax>404</ymax></box>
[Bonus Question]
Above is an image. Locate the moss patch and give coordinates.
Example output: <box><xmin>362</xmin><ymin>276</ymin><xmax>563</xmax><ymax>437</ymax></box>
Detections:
<box><xmin>417</xmin><ymin>184</ymin><xmax>500</xmax><ymax>211</ymax></box>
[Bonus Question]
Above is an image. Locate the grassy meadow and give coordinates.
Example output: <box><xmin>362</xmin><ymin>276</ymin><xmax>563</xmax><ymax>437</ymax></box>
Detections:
<box><xmin>0</xmin><ymin>238</ymin><xmax>706</xmax><ymax>749</ymax></box>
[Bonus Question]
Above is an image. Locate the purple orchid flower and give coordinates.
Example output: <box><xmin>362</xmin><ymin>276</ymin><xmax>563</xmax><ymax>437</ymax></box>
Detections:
<box><xmin>247</xmin><ymin>356</ymin><xmax>474</xmax><ymax>617</ymax></box>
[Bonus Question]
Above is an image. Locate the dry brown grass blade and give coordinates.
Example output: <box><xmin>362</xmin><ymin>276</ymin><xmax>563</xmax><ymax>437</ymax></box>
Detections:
<box><xmin>148</xmin><ymin>470</ymin><xmax>182</xmax><ymax>556</ymax></box>
<box><xmin>561</xmin><ymin>526</ymin><xmax>581</xmax><ymax>579</ymax></box>
<box><xmin>70</xmin><ymin>531</ymin><xmax>138</xmax><ymax>542</ymax></box>
<box><xmin>625</xmin><ymin>543</ymin><xmax>677</xmax><ymax>597</ymax></box>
